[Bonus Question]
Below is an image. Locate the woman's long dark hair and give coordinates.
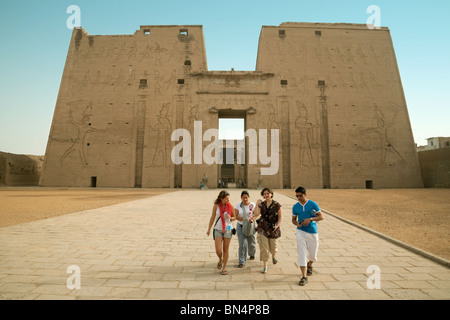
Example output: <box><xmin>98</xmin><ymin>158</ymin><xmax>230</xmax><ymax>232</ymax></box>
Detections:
<box><xmin>260</xmin><ymin>187</ymin><xmax>273</xmax><ymax>198</ymax></box>
<box><xmin>241</xmin><ymin>190</ymin><xmax>250</xmax><ymax>198</ymax></box>
<box><xmin>214</xmin><ymin>190</ymin><xmax>230</xmax><ymax>204</ymax></box>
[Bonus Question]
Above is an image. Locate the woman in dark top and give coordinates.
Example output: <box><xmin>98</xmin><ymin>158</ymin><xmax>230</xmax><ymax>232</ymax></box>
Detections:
<box><xmin>254</xmin><ymin>187</ymin><xmax>283</xmax><ymax>274</ymax></box>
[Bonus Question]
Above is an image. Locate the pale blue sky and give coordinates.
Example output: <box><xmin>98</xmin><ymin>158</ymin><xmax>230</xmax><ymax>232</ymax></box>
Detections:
<box><xmin>0</xmin><ymin>0</ymin><xmax>448</xmax><ymax>155</ymax></box>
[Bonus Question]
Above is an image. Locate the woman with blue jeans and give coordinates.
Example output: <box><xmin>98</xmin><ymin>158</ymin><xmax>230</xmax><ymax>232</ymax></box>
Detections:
<box><xmin>234</xmin><ymin>191</ymin><xmax>256</xmax><ymax>268</ymax></box>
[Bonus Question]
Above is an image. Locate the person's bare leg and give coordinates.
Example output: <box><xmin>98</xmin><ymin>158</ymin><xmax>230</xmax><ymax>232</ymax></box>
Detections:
<box><xmin>307</xmin><ymin>261</ymin><xmax>313</xmax><ymax>275</ymax></box>
<box><xmin>215</xmin><ymin>237</ymin><xmax>223</xmax><ymax>268</ymax></box>
<box><xmin>221</xmin><ymin>238</ymin><xmax>231</xmax><ymax>274</ymax></box>
<box><xmin>300</xmin><ymin>266</ymin><xmax>307</xmax><ymax>277</ymax></box>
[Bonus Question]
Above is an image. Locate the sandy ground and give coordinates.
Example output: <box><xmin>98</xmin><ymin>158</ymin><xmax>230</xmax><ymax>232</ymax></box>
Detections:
<box><xmin>277</xmin><ymin>188</ymin><xmax>450</xmax><ymax>261</ymax></box>
<box><xmin>0</xmin><ymin>187</ymin><xmax>449</xmax><ymax>260</ymax></box>
<box><xmin>0</xmin><ymin>187</ymin><xmax>173</xmax><ymax>228</ymax></box>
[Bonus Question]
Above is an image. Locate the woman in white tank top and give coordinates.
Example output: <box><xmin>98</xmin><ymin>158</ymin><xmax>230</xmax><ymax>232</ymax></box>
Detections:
<box><xmin>206</xmin><ymin>190</ymin><xmax>236</xmax><ymax>275</ymax></box>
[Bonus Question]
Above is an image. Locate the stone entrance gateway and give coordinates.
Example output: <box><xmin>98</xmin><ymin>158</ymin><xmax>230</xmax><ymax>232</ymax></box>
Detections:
<box><xmin>40</xmin><ymin>23</ymin><xmax>423</xmax><ymax>189</ymax></box>
<box><xmin>218</xmin><ymin>110</ymin><xmax>246</xmax><ymax>189</ymax></box>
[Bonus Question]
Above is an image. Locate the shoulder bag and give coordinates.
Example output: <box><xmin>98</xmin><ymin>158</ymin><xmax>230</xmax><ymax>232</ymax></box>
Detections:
<box><xmin>241</xmin><ymin>203</ymin><xmax>256</xmax><ymax>237</ymax></box>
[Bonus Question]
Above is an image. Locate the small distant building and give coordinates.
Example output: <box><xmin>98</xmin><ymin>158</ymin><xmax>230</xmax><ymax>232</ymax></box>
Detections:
<box><xmin>0</xmin><ymin>152</ymin><xmax>44</xmax><ymax>186</ymax></box>
<box><xmin>417</xmin><ymin>137</ymin><xmax>450</xmax><ymax>152</ymax></box>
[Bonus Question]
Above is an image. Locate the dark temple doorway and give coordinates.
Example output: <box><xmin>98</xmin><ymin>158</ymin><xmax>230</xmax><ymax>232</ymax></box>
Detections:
<box><xmin>218</xmin><ymin>110</ymin><xmax>246</xmax><ymax>188</ymax></box>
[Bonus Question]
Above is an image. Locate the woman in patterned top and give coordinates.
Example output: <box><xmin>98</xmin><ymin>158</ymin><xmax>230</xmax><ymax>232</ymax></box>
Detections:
<box><xmin>254</xmin><ymin>187</ymin><xmax>283</xmax><ymax>274</ymax></box>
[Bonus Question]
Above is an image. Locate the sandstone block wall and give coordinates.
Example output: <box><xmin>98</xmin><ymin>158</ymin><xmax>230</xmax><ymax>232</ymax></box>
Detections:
<box><xmin>0</xmin><ymin>152</ymin><xmax>43</xmax><ymax>186</ymax></box>
<box><xmin>418</xmin><ymin>148</ymin><xmax>450</xmax><ymax>188</ymax></box>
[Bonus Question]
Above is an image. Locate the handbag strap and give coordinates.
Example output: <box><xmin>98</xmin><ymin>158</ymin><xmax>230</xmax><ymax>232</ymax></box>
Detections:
<box><xmin>214</xmin><ymin>205</ymin><xmax>222</xmax><ymax>229</ymax></box>
<box><xmin>240</xmin><ymin>202</ymin><xmax>249</xmax><ymax>220</ymax></box>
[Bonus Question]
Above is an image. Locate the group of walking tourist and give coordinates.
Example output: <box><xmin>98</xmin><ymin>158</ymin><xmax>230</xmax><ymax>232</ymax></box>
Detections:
<box><xmin>206</xmin><ymin>187</ymin><xmax>323</xmax><ymax>286</ymax></box>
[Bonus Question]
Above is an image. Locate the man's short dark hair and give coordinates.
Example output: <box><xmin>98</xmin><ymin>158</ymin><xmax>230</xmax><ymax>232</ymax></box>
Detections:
<box><xmin>295</xmin><ymin>186</ymin><xmax>306</xmax><ymax>194</ymax></box>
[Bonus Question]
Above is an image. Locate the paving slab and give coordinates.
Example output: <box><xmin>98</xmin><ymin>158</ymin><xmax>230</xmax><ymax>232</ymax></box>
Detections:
<box><xmin>0</xmin><ymin>189</ymin><xmax>449</xmax><ymax>300</ymax></box>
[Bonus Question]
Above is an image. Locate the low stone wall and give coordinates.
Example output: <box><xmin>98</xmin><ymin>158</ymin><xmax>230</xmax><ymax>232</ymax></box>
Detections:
<box><xmin>417</xmin><ymin>148</ymin><xmax>450</xmax><ymax>188</ymax></box>
<box><xmin>0</xmin><ymin>152</ymin><xmax>44</xmax><ymax>186</ymax></box>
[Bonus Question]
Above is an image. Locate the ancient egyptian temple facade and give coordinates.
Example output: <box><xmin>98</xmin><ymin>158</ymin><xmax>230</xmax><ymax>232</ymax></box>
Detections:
<box><xmin>40</xmin><ymin>22</ymin><xmax>423</xmax><ymax>189</ymax></box>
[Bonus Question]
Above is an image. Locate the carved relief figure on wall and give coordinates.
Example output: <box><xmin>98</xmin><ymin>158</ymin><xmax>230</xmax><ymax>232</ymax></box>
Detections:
<box><xmin>139</xmin><ymin>42</ymin><xmax>153</xmax><ymax>62</ymax></box>
<box><xmin>153</xmin><ymin>42</ymin><xmax>167</xmax><ymax>66</ymax></box>
<box><xmin>127</xmin><ymin>41</ymin><xmax>138</xmax><ymax>61</ymax></box>
<box><xmin>267</xmin><ymin>104</ymin><xmax>279</xmax><ymax>129</ymax></box>
<box><xmin>154</xmin><ymin>70</ymin><xmax>162</xmax><ymax>95</ymax></box>
<box><xmin>189</xmin><ymin>104</ymin><xmax>199</xmax><ymax>124</ymax></box>
<box><xmin>362</xmin><ymin>104</ymin><xmax>406</xmax><ymax>167</ymax></box>
<box><xmin>59</xmin><ymin>104</ymin><xmax>105</xmax><ymax>167</ymax></box>
<box><xmin>295</xmin><ymin>101</ymin><xmax>319</xmax><ymax>167</ymax></box>
<box><xmin>148</xmin><ymin>103</ymin><xmax>172</xmax><ymax>167</ymax></box>
<box><xmin>165</xmin><ymin>69</ymin><xmax>177</xmax><ymax>90</ymax></box>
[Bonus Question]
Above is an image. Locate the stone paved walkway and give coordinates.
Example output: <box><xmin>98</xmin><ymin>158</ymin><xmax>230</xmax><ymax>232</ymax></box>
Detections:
<box><xmin>0</xmin><ymin>189</ymin><xmax>449</xmax><ymax>300</ymax></box>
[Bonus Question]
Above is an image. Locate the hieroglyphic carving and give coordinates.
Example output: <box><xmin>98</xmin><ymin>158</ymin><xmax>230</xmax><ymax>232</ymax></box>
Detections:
<box><xmin>295</xmin><ymin>101</ymin><xmax>320</xmax><ymax>167</ymax></box>
<box><xmin>58</xmin><ymin>103</ymin><xmax>105</xmax><ymax>167</ymax></box>
<box><xmin>165</xmin><ymin>69</ymin><xmax>177</xmax><ymax>90</ymax></box>
<box><xmin>153</xmin><ymin>42</ymin><xmax>167</xmax><ymax>66</ymax></box>
<box><xmin>147</xmin><ymin>103</ymin><xmax>173</xmax><ymax>167</ymax></box>
<box><xmin>126</xmin><ymin>68</ymin><xmax>135</xmax><ymax>87</ymax></box>
<box><xmin>138</xmin><ymin>41</ymin><xmax>168</xmax><ymax>66</ymax></box>
<box><xmin>361</xmin><ymin>103</ymin><xmax>406</xmax><ymax>167</ymax></box>
<box><xmin>355</xmin><ymin>44</ymin><xmax>369</xmax><ymax>65</ymax></box>
<box><xmin>91</xmin><ymin>71</ymin><xmax>101</xmax><ymax>87</ymax></box>
<box><xmin>100</xmin><ymin>69</ymin><xmax>112</xmax><ymax>87</ymax></box>
<box><xmin>114</xmin><ymin>68</ymin><xmax>126</xmax><ymax>88</ymax></box>
<box><xmin>139</xmin><ymin>41</ymin><xmax>153</xmax><ymax>61</ymax></box>
<box><xmin>128</xmin><ymin>41</ymin><xmax>138</xmax><ymax>61</ymax></box>
<box><xmin>314</xmin><ymin>44</ymin><xmax>392</xmax><ymax>72</ymax></box>
<box><xmin>267</xmin><ymin>104</ymin><xmax>279</xmax><ymax>129</ymax></box>
<box><xmin>188</xmin><ymin>104</ymin><xmax>199</xmax><ymax>124</ymax></box>
<box><xmin>154</xmin><ymin>70</ymin><xmax>163</xmax><ymax>95</ymax></box>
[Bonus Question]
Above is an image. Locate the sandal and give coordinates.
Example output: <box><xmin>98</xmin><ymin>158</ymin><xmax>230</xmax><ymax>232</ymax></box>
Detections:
<box><xmin>217</xmin><ymin>261</ymin><xmax>222</xmax><ymax>269</ymax></box>
<box><xmin>221</xmin><ymin>270</ymin><xmax>228</xmax><ymax>275</ymax></box>
<box><xmin>261</xmin><ymin>267</ymin><xmax>268</xmax><ymax>274</ymax></box>
<box><xmin>307</xmin><ymin>265</ymin><xmax>313</xmax><ymax>276</ymax></box>
<box><xmin>299</xmin><ymin>277</ymin><xmax>308</xmax><ymax>286</ymax></box>
<box><xmin>272</xmin><ymin>257</ymin><xmax>278</xmax><ymax>265</ymax></box>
